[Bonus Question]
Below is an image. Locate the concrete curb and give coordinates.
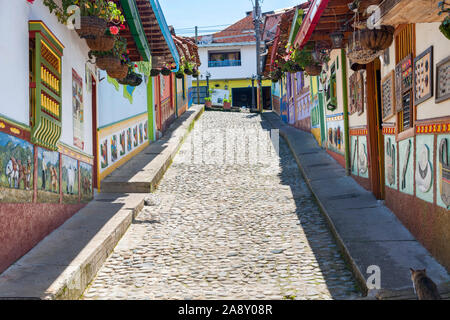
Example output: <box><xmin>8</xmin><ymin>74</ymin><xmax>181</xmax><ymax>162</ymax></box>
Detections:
<box><xmin>279</xmin><ymin>129</ymin><xmax>370</xmax><ymax>296</ymax></box>
<box><xmin>101</xmin><ymin>105</ymin><xmax>204</xmax><ymax>193</ymax></box>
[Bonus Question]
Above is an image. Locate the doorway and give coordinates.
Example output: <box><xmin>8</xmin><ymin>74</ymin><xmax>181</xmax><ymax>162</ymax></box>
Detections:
<box><xmin>366</xmin><ymin>58</ymin><xmax>385</xmax><ymax>199</ymax></box>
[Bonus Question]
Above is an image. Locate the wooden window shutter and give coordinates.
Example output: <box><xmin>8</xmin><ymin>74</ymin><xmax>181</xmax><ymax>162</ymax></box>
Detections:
<box><xmin>29</xmin><ymin>21</ymin><xmax>64</xmax><ymax>151</ymax></box>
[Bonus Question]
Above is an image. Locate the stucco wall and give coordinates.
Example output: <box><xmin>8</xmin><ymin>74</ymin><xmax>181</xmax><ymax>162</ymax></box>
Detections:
<box><xmin>198</xmin><ymin>44</ymin><xmax>258</xmax><ymax>80</ymax></box>
<box><xmin>0</xmin><ymin>0</ymin><xmax>96</xmax><ymax>156</ymax></box>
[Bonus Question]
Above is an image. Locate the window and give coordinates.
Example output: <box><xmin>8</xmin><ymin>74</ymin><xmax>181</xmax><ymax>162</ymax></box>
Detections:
<box><xmin>326</xmin><ymin>63</ymin><xmax>337</xmax><ymax>110</ymax></box>
<box><xmin>192</xmin><ymin>86</ymin><xmax>208</xmax><ymax>104</ymax></box>
<box><xmin>208</xmin><ymin>51</ymin><xmax>241</xmax><ymax>67</ymax></box>
<box><xmin>395</xmin><ymin>24</ymin><xmax>415</xmax><ymax>132</ymax></box>
<box><xmin>29</xmin><ymin>21</ymin><xmax>64</xmax><ymax>151</ymax></box>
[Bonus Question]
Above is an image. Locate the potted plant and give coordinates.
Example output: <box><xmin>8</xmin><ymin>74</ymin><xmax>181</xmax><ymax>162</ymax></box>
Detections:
<box><xmin>90</xmin><ymin>36</ymin><xmax>127</xmax><ymax>71</ymax></box>
<box><xmin>182</xmin><ymin>57</ymin><xmax>195</xmax><ymax>75</ymax></box>
<box><xmin>192</xmin><ymin>69</ymin><xmax>200</xmax><ymax>78</ymax></box>
<box><xmin>223</xmin><ymin>98</ymin><xmax>232</xmax><ymax>110</ymax></box>
<box><xmin>117</xmin><ymin>69</ymin><xmax>143</xmax><ymax>87</ymax></box>
<box><xmin>175</xmin><ymin>65</ymin><xmax>184</xmax><ymax>79</ymax></box>
<box><xmin>438</xmin><ymin>1</ymin><xmax>450</xmax><ymax>40</ymax></box>
<box><xmin>150</xmin><ymin>69</ymin><xmax>160</xmax><ymax>77</ymax></box>
<box><xmin>359</xmin><ymin>25</ymin><xmax>394</xmax><ymax>51</ymax></box>
<box><xmin>43</xmin><ymin>0</ymin><xmax>125</xmax><ymax>39</ymax></box>
<box><xmin>160</xmin><ymin>65</ymin><xmax>171</xmax><ymax>76</ymax></box>
<box><xmin>85</xmin><ymin>26</ymin><xmax>119</xmax><ymax>51</ymax></box>
<box><xmin>204</xmin><ymin>97</ymin><xmax>212</xmax><ymax>108</ymax></box>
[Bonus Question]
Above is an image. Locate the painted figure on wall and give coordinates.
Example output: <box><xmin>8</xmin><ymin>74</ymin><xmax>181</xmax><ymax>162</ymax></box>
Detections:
<box><xmin>133</xmin><ymin>126</ymin><xmax>138</xmax><ymax>147</ymax></box>
<box><xmin>438</xmin><ymin>138</ymin><xmax>450</xmax><ymax>208</ymax></box>
<box><xmin>37</xmin><ymin>148</ymin><xmax>59</xmax><ymax>194</ymax></box>
<box><xmin>127</xmin><ymin>128</ymin><xmax>132</xmax><ymax>152</ymax></box>
<box><xmin>100</xmin><ymin>139</ymin><xmax>108</xmax><ymax>169</ymax></box>
<box><xmin>119</xmin><ymin>131</ymin><xmax>126</xmax><ymax>156</ymax></box>
<box><xmin>111</xmin><ymin>135</ymin><xmax>118</xmax><ymax>163</ymax></box>
<box><xmin>72</xmin><ymin>69</ymin><xmax>84</xmax><ymax>150</ymax></box>
<box><xmin>416</xmin><ymin>144</ymin><xmax>433</xmax><ymax>193</ymax></box>
<box><xmin>62</xmin><ymin>155</ymin><xmax>78</xmax><ymax>204</ymax></box>
<box><xmin>144</xmin><ymin>121</ymin><xmax>148</xmax><ymax>140</ymax></box>
<box><xmin>0</xmin><ymin>132</ymin><xmax>34</xmax><ymax>203</ymax></box>
<box><xmin>386</xmin><ymin>138</ymin><xmax>396</xmax><ymax>186</ymax></box>
<box><xmin>139</xmin><ymin>123</ymin><xmax>143</xmax><ymax>144</ymax></box>
<box><xmin>80</xmin><ymin>161</ymin><xmax>93</xmax><ymax>202</ymax></box>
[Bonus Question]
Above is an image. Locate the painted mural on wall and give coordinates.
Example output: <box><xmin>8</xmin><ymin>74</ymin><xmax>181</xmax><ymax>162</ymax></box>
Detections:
<box><xmin>327</xmin><ymin>117</ymin><xmax>344</xmax><ymax>155</ymax></box>
<box><xmin>351</xmin><ymin>136</ymin><xmax>358</xmax><ymax>176</ymax></box>
<box><xmin>0</xmin><ymin>132</ymin><xmax>33</xmax><ymax>203</ymax></box>
<box><xmin>100</xmin><ymin>138</ymin><xmax>108</xmax><ymax>169</ymax></box>
<box><xmin>37</xmin><ymin>147</ymin><xmax>60</xmax><ymax>203</ymax></box>
<box><xmin>72</xmin><ymin>69</ymin><xmax>84</xmax><ymax>150</ymax></box>
<box><xmin>399</xmin><ymin>138</ymin><xmax>413</xmax><ymax>195</ymax></box>
<box><xmin>111</xmin><ymin>135</ymin><xmax>118</xmax><ymax>163</ymax></box>
<box><xmin>437</xmin><ymin>134</ymin><xmax>450</xmax><ymax>209</ymax></box>
<box><xmin>61</xmin><ymin>154</ymin><xmax>79</xmax><ymax>204</ymax></box>
<box><xmin>99</xmin><ymin>118</ymin><xmax>149</xmax><ymax>174</ymax></box>
<box><xmin>80</xmin><ymin>161</ymin><xmax>93</xmax><ymax>203</ymax></box>
<box><xmin>358</xmin><ymin>136</ymin><xmax>368</xmax><ymax>178</ymax></box>
<box><xmin>416</xmin><ymin>135</ymin><xmax>434</xmax><ymax>203</ymax></box>
<box><xmin>385</xmin><ymin>137</ymin><xmax>396</xmax><ymax>188</ymax></box>
<box><xmin>349</xmin><ymin>71</ymin><xmax>364</xmax><ymax>115</ymax></box>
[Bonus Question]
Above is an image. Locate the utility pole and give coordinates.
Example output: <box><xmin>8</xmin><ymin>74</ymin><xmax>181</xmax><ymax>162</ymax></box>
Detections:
<box><xmin>195</xmin><ymin>26</ymin><xmax>200</xmax><ymax>105</ymax></box>
<box><xmin>254</xmin><ymin>0</ymin><xmax>262</xmax><ymax>112</ymax></box>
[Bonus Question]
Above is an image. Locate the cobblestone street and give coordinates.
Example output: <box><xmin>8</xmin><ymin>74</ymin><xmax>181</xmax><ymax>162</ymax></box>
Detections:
<box><xmin>82</xmin><ymin>112</ymin><xmax>361</xmax><ymax>300</ymax></box>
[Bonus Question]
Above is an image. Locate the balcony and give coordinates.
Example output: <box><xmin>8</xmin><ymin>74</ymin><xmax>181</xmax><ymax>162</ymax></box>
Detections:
<box><xmin>208</xmin><ymin>60</ymin><xmax>242</xmax><ymax>68</ymax></box>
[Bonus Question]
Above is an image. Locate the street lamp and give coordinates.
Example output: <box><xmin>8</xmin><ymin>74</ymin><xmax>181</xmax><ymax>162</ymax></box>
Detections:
<box><xmin>205</xmin><ymin>71</ymin><xmax>211</xmax><ymax>98</ymax></box>
<box><xmin>251</xmin><ymin>74</ymin><xmax>256</xmax><ymax>109</ymax></box>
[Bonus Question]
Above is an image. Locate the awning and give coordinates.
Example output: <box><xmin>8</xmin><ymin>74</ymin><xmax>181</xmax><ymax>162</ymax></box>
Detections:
<box><xmin>294</xmin><ymin>0</ymin><xmax>330</xmax><ymax>49</ymax></box>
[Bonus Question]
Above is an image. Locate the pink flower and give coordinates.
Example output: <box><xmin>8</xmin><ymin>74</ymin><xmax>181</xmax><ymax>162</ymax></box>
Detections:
<box><xmin>120</xmin><ymin>24</ymin><xmax>126</xmax><ymax>31</ymax></box>
<box><xmin>27</xmin><ymin>0</ymin><xmax>35</xmax><ymax>3</ymax></box>
<box><xmin>109</xmin><ymin>26</ymin><xmax>119</xmax><ymax>35</ymax></box>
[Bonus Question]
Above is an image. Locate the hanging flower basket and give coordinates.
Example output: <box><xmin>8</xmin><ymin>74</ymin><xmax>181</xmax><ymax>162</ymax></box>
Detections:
<box><xmin>76</xmin><ymin>16</ymin><xmax>107</xmax><ymax>39</ymax></box>
<box><xmin>192</xmin><ymin>70</ymin><xmax>199</xmax><ymax>78</ymax></box>
<box><xmin>347</xmin><ymin>33</ymin><xmax>384</xmax><ymax>65</ymax></box>
<box><xmin>175</xmin><ymin>70</ymin><xmax>184</xmax><ymax>79</ymax></box>
<box><xmin>117</xmin><ymin>72</ymin><xmax>143</xmax><ymax>86</ymax></box>
<box><xmin>440</xmin><ymin>16</ymin><xmax>450</xmax><ymax>40</ymax></box>
<box><xmin>95</xmin><ymin>55</ymin><xmax>121</xmax><ymax>70</ymax></box>
<box><xmin>160</xmin><ymin>67</ymin><xmax>171</xmax><ymax>76</ymax></box>
<box><xmin>150</xmin><ymin>69</ymin><xmax>160</xmax><ymax>77</ymax></box>
<box><xmin>86</xmin><ymin>34</ymin><xmax>115</xmax><ymax>51</ymax></box>
<box><xmin>359</xmin><ymin>25</ymin><xmax>394</xmax><ymax>51</ymax></box>
<box><xmin>184</xmin><ymin>68</ymin><xmax>193</xmax><ymax>75</ymax></box>
<box><xmin>106</xmin><ymin>63</ymin><xmax>129</xmax><ymax>79</ymax></box>
<box><xmin>304</xmin><ymin>64</ymin><xmax>322</xmax><ymax>76</ymax></box>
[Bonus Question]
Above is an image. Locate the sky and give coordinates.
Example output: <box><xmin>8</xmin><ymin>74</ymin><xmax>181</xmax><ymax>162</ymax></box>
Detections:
<box><xmin>159</xmin><ymin>0</ymin><xmax>307</xmax><ymax>37</ymax></box>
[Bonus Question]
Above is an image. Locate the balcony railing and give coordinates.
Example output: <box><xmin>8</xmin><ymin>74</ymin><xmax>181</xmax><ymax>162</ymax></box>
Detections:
<box><xmin>208</xmin><ymin>60</ymin><xmax>242</xmax><ymax>68</ymax></box>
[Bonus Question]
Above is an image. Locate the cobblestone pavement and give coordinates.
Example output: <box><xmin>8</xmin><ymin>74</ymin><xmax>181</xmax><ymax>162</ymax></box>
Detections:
<box><xmin>82</xmin><ymin>112</ymin><xmax>361</xmax><ymax>300</ymax></box>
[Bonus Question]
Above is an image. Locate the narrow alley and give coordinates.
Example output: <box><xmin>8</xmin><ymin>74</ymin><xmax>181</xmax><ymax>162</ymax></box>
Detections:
<box><xmin>82</xmin><ymin>112</ymin><xmax>360</xmax><ymax>300</ymax></box>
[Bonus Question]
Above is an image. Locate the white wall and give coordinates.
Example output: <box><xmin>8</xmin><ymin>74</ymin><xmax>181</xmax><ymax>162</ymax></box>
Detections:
<box><xmin>198</xmin><ymin>44</ymin><xmax>257</xmax><ymax>80</ymax></box>
<box><xmin>0</xmin><ymin>0</ymin><xmax>96</xmax><ymax>156</ymax></box>
<box><xmin>0</xmin><ymin>0</ymin><xmax>31</xmax><ymax>125</ymax></box>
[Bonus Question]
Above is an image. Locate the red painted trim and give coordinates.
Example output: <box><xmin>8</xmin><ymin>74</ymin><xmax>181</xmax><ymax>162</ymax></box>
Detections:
<box><xmin>294</xmin><ymin>0</ymin><xmax>330</xmax><ymax>49</ymax></box>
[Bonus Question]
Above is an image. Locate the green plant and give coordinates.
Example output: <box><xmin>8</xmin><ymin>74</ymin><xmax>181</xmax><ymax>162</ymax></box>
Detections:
<box><xmin>204</xmin><ymin>97</ymin><xmax>211</xmax><ymax>102</ymax></box>
<box><xmin>43</xmin><ymin>0</ymin><xmax>124</xmax><ymax>24</ymax></box>
<box><xmin>224</xmin><ymin>98</ymin><xmax>232</xmax><ymax>103</ymax></box>
<box><xmin>89</xmin><ymin>35</ymin><xmax>127</xmax><ymax>58</ymax></box>
<box><xmin>438</xmin><ymin>2</ymin><xmax>450</xmax><ymax>39</ymax></box>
